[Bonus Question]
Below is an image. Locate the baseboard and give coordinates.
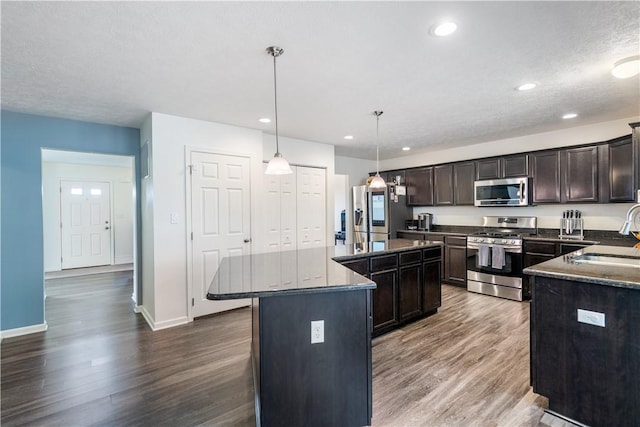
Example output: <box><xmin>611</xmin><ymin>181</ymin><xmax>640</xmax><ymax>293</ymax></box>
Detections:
<box><xmin>1</xmin><ymin>322</ymin><xmax>48</xmax><ymax>340</ymax></box>
<box><xmin>114</xmin><ymin>257</ymin><xmax>134</xmax><ymax>265</ymax></box>
<box><xmin>137</xmin><ymin>306</ymin><xmax>188</xmax><ymax>331</ymax></box>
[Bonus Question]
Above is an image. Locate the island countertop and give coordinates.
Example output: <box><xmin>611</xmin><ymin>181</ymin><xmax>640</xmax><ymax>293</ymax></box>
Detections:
<box><xmin>207</xmin><ymin>239</ymin><xmax>442</xmax><ymax>300</ymax></box>
<box><xmin>523</xmin><ymin>244</ymin><xmax>640</xmax><ymax>290</ymax></box>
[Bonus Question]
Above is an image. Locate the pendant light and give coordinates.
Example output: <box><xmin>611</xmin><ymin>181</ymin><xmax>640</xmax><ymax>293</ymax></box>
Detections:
<box><xmin>369</xmin><ymin>110</ymin><xmax>387</xmax><ymax>189</ymax></box>
<box><xmin>264</xmin><ymin>46</ymin><xmax>293</xmax><ymax>175</ymax></box>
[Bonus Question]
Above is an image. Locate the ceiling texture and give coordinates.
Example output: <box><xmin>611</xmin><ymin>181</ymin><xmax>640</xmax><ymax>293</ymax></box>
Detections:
<box><xmin>2</xmin><ymin>1</ymin><xmax>639</xmax><ymax>160</ymax></box>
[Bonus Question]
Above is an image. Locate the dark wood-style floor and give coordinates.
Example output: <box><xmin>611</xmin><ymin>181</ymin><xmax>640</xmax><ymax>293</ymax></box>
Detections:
<box><xmin>2</xmin><ymin>272</ymin><xmax>562</xmax><ymax>426</ymax></box>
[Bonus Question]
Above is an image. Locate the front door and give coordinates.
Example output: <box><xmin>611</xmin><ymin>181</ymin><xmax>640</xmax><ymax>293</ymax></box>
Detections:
<box><xmin>189</xmin><ymin>150</ymin><xmax>252</xmax><ymax>318</ymax></box>
<box><xmin>60</xmin><ymin>180</ymin><xmax>112</xmax><ymax>269</ymax></box>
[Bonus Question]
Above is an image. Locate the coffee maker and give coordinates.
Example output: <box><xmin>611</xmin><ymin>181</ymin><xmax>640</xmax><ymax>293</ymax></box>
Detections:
<box><xmin>417</xmin><ymin>213</ymin><xmax>432</xmax><ymax>231</ymax></box>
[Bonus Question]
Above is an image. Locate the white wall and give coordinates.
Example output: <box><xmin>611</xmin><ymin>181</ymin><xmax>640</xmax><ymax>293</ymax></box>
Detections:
<box><xmin>140</xmin><ymin>116</ymin><xmax>155</xmax><ymax>319</ymax></box>
<box><xmin>142</xmin><ymin>112</ymin><xmax>264</xmax><ymax>329</ymax></box>
<box><xmin>337</xmin><ymin>117</ymin><xmax>640</xmax><ymax>232</ymax></box>
<box><xmin>42</xmin><ymin>162</ymin><xmax>134</xmax><ymax>272</ymax></box>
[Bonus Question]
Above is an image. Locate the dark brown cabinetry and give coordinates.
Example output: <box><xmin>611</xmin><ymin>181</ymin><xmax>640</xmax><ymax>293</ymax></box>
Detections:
<box><xmin>422</xmin><ymin>248</ymin><xmax>442</xmax><ymax>313</ymax></box>
<box><xmin>454</xmin><ymin>161</ymin><xmax>475</xmax><ymax>205</ymax></box>
<box><xmin>434</xmin><ymin>164</ymin><xmax>454</xmax><ymax>206</ymax></box>
<box><xmin>398</xmin><ymin>250</ymin><xmax>423</xmax><ymax>320</ymax></box>
<box><xmin>405</xmin><ymin>167</ymin><xmax>434</xmax><ymax>206</ymax></box>
<box><xmin>338</xmin><ymin>247</ymin><xmax>442</xmax><ymax>337</ymax></box>
<box><xmin>531</xmin><ymin>276</ymin><xmax>640</xmax><ymax>426</ymax></box>
<box><xmin>444</xmin><ymin>236</ymin><xmax>467</xmax><ymax>287</ymax></box>
<box><xmin>476</xmin><ymin>154</ymin><xmax>528</xmax><ymax>180</ymax></box>
<box><xmin>370</xmin><ymin>254</ymin><xmax>398</xmax><ymax>333</ymax></box>
<box><xmin>523</xmin><ymin>240</ymin><xmax>589</xmax><ymax>295</ymax></box>
<box><xmin>530</xmin><ymin>151</ymin><xmax>561</xmax><ymax>204</ymax></box>
<box><xmin>562</xmin><ymin>146</ymin><xmax>599</xmax><ymax>203</ymax></box>
<box><xmin>608</xmin><ymin>136</ymin><xmax>636</xmax><ymax>201</ymax></box>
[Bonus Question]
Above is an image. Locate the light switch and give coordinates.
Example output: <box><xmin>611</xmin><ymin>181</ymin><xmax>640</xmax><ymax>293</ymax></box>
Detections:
<box><xmin>170</xmin><ymin>213</ymin><xmax>179</xmax><ymax>224</ymax></box>
<box><xmin>577</xmin><ymin>308</ymin><xmax>605</xmax><ymax>327</ymax></box>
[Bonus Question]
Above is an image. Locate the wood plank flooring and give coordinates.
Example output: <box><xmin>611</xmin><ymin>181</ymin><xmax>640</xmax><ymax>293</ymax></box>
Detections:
<box><xmin>2</xmin><ymin>274</ymin><xmax>567</xmax><ymax>426</ymax></box>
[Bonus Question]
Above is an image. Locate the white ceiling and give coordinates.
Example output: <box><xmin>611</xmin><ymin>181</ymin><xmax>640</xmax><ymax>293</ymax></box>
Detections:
<box><xmin>2</xmin><ymin>2</ymin><xmax>639</xmax><ymax>160</ymax></box>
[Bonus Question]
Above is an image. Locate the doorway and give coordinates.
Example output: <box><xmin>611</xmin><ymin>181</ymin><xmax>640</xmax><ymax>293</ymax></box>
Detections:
<box><xmin>41</xmin><ymin>149</ymin><xmax>138</xmax><ymax>311</ymax></box>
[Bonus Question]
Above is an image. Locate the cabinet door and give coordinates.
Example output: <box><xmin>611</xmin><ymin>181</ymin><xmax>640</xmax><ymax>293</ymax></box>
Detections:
<box><xmin>371</xmin><ymin>270</ymin><xmax>398</xmax><ymax>332</ymax></box>
<box><xmin>476</xmin><ymin>158</ymin><xmax>501</xmax><ymax>180</ymax></box>
<box><xmin>563</xmin><ymin>147</ymin><xmax>598</xmax><ymax>203</ymax></box>
<box><xmin>454</xmin><ymin>162</ymin><xmax>475</xmax><ymax>205</ymax></box>
<box><xmin>444</xmin><ymin>244</ymin><xmax>467</xmax><ymax>287</ymax></box>
<box><xmin>531</xmin><ymin>151</ymin><xmax>561</xmax><ymax>204</ymax></box>
<box><xmin>399</xmin><ymin>264</ymin><xmax>422</xmax><ymax>320</ymax></box>
<box><xmin>609</xmin><ymin>137</ymin><xmax>636</xmax><ymax>202</ymax></box>
<box><xmin>422</xmin><ymin>259</ymin><xmax>441</xmax><ymax>313</ymax></box>
<box><xmin>434</xmin><ymin>164</ymin><xmax>454</xmax><ymax>206</ymax></box>
<box><xmin>502</xmin><ymin>154</ymin><xmax>528</xmax><ymax>177</ymax></box>
<box><xmin>405</xmin><ymin>167</ymin><xmax>434</xmax><ymax>206</ymax></box>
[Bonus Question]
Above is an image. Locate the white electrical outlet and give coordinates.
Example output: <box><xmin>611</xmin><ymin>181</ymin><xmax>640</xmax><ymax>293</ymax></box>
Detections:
<box><xmin>311</xmin><ymin>320</ymin><xmax>324</xmax><ymax>344</ymax></box>
<box><xmin>577</xmin><ymin>309</ymin><xmax>605</xmax><ymax>327</ymax></box>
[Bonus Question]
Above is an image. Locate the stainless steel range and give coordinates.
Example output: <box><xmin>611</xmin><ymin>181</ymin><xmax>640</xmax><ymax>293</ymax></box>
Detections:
<box><xmin>466</xmin><ymin>216</ymin><xmax>537</xmax><ymax>301</ymax></box>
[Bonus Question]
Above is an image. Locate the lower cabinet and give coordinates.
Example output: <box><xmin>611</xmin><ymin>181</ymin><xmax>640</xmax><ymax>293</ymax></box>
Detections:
<box><xmin>444</xmin><ymin>236</ymin><xmax>467</xmax><ymax>287</ymax></box>
<box><xmin>338</xmin><ymin>247</ymin><xmax>443</xmax><ymax>337</ymax></box>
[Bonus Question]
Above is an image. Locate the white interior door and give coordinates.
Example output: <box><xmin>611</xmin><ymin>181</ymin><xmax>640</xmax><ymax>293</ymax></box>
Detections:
<box><xmin>297</xmin><ymin>166</ymin><xmax>326</xmax><ymax>249</ymax></box>
<box><xmin>263</xmin><ymin>165</ymin><xmax>297</xmax><ymax>253</ymax></box>
<box><xmin>190</xmin><ymin>151</ymin><xmax>251</xmax><ymax>318</ymax></box>
<box><xmin>60</xmin><ymin>180</ymin><xmax>112</xmax><ymax>269</ymax></box>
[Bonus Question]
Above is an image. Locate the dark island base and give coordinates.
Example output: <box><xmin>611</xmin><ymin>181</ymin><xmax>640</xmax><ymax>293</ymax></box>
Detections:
<box><xmin>252</xmin><ymin>289</ymin><xmax>372</xmax><ymax>427</ymax></box>
<box><xmin>531</xmin><ymin>276</ymin><xmax>640</xmax><ymax>427</ymax></box>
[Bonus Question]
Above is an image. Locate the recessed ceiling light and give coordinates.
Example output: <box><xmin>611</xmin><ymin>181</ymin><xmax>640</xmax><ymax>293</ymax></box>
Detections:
<box><xmin>344</xmin><ymin>135</ymin><xmax>354</xmax><ymax>140</ymax></box>
<box><xmin>562</xmin><ymin>113</ymin><xmax>578</xmax><ymax>119</ymax></box>
<box><xmin>402</xmin><ymin>147</ymin><xmax>411</xmax><ymax>151</ymax></box>
<box><xmin>432</xmin><ymin>22</ymin><xmax>457</xmax><ymax>37</ymax></box>
<box><xmin>259</xmin><ymin>117</ymin><xmax>271</xmax><ymax>123</ymax></box>
<box><xmin>611</xmin><ymin>55</ymin><xmax>640</xmax><ymax>79</ymax></box>
<box><xmin>516</xmin><ymin>83</ymin><xmax>537</xmax><ymax>91</ymax></box>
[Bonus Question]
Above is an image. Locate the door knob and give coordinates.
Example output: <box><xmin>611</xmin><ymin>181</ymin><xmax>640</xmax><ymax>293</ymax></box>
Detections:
<box><xmin>244</xmin><ymin>238</ymin><xmax>252</xmax><ymax>243</ymax></box>
<box><xmin>105</xmin><ymin>226</ymin><xmax>110</xmax><ymax>230</ymax></box>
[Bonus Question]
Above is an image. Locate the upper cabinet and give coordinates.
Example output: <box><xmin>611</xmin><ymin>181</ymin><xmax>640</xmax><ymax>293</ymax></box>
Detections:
<box><xmin>608</xmin><ymin>135</ymin><xmax>636</xmax><ymax>202</ymax></box>
<box><xmin>453</xmin><ymin>162</ymin><xmax>475</xmax><ymax>205</ymax></box>
<box><xmin>530</xmin><ymin>151</ymin><xmax>561</xmax><ymax>204</ymax></box>
<box><xmin>475</xmin><ymin>154</ymin><xmax>528</xmax><ymax>180</ymax></box>
<box><xmin>373</xmin><ymin>124</ymin><xmax>637</xmax><ymax>207</ymax></box>
<box><xmin>405</xmin><ymin>167</ymin><xmax>434</xmax><ymax>206</ymax></box>
<box><xmin>561</xmin><ymin>146</ymin><xmax>599</xmax><ymax>203</ymax></box>
<box><xmin>434</xmin><ymin>164</ymin><xmax>454</xmax><ymax>206</ymax></box>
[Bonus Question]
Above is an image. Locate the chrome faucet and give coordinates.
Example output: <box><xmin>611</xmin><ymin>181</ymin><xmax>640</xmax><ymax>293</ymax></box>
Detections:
<box><xmin>619</xmin><ymin>203</ymin><xmax>640</xmax><ymax>235</ymax></box>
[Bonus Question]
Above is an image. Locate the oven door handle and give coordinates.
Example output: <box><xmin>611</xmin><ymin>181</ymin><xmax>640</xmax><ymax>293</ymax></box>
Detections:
<box><xmin>467</xmin><ymin>243</ymin><xmax>522</xmax><ymax>253</ymax></box>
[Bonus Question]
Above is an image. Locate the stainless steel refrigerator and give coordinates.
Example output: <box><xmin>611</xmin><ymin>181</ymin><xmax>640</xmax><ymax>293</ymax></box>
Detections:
<box><xmin>352</xmin><ymin>184</ymin><xmax>413</xmax><ymax>244</ymax></box>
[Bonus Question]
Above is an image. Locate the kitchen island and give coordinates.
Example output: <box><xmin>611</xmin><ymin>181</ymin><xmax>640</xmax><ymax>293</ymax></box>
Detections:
<box><xmin>207</xmin><ymin>239</ymin><xmax>442</xmax><ymax>427</ymax></box>
<box><xmin>524</xmin><ymin>245</ymin><xmax>640</xmax><ymax>427</ymax></box>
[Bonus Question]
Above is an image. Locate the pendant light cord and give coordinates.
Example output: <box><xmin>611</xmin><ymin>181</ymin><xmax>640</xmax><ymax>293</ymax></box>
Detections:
<box><xmin>273</xmin><ymin>53</ymin><xmax>280</xmax><ymax>155</ymax></box>
<box><xmin>375</xmin><ymin>110</ymin><xmax>383</xmax><ymax>174</ymax></box>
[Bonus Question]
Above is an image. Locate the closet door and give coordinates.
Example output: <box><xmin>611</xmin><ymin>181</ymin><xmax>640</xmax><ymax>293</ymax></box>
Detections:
<box><xmin>296</xmin><ymin>166</ymin><xmax>326</xmax><ymax>249</ymax></box>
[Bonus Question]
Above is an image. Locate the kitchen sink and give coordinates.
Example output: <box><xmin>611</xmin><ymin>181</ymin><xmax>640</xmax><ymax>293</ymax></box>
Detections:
<box><xmin>569</xmin><ymin>253</ymin><xmax>640</xmax><ymax>268</ymax></box>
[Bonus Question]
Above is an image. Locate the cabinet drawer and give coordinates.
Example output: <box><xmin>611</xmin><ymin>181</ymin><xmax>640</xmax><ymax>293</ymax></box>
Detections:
<box><xmin>399</xmin><ymin>250</ymin><xmax>422</xmax><ymax>266</ymax></box>
<box><xmin>423</xmin><ymin>247</ymin><xmax>441</xmax><ymax>261</ymax></box>
<box><xmin>370</xmin><ymin>254</ymin><xmax>398</xmax><ymax>273</ymax></box>
<box><xmin>445</xmin><ymin>235</ymin><xmax>466</xmax><ymax>246</ymax></box>
<box><xmin>425</xmin><ymin>233</ymin><xmax>445</xmax><ymax>243</ymax></box>
<box><xmin>558</xmin><ymin>243</ymin><xmax>588</xmax><ymax>255</ymax></box>
<box><xmin>340</xmin><ymin>259</ymin><xmax>369</xmax><ymax>276</ymax></box>
<box><xmin>524</xmin><ymin>241</ymin><xmax>556</xmax><ymax>255</ymax></box>
<box><xmin>397</xmin><ymin>231</ymin><xmax>425</xmax><ymax>240</ymax></box>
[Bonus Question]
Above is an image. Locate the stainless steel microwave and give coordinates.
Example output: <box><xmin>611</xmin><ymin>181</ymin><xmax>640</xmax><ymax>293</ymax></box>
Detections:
<box><xmin>474</xmin><ymin>177</ymin><xmax>529</xmax><ymax>207</ymax></box>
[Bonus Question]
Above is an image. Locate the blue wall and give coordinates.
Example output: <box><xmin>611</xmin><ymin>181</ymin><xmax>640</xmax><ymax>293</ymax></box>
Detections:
<box><xmin>1</xmin><ymin>111</ymin><xmax>140</xmax><ymax>331</ymax></box>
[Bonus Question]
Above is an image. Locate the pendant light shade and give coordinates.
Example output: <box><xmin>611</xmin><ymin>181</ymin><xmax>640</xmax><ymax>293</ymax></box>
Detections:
<box><xmin>369</xmin><ymin>110</ymin><xmax>387</xmax><ymax>189</ymax></box>
<box><xmin>264</xmin><ymin>46</ymin><xmax>293</xmax><ymax>175</ymax></box>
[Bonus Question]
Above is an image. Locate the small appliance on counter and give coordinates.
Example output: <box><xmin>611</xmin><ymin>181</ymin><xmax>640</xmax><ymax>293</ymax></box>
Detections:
<box><xmin>405</xmin><ymin>219</ymin><xmax>418</xmax><ymax>230</ymax></box>
<box><xmin>559</xmin><ymin>209</ymin><xmax>584</xmax><ymax>239</ymax></box>
<box><xmin>417</xmin><ymin>213</ymin><xmax>432</xmax><ymax>231</ymax></box>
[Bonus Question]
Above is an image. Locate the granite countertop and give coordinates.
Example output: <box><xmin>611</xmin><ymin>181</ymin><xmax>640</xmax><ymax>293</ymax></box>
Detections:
<box><xmin>331</xmin><ymin>238</ymin><xmax>442</xmax><ymax>261</ymax></box>
<box><xmin>207</xmin><ymin>246</ymin><xmax>376</xmax><ymax>300</ymax></box>
<box><xmin>207</xmin><ymin>239</ymin><xmax>443</xmax><ymax>300</ymax></box>
<box><xmin>523</xmin><ymin>245</ymin><xmax>640</xmax><ymax>290</ymax></box>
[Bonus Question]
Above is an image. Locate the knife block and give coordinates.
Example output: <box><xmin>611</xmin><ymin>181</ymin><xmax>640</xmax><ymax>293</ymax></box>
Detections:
<box><xmin>559</xmin><ymin>218</ymin><xmax>584</xmax><ymax>239</ymax></box>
